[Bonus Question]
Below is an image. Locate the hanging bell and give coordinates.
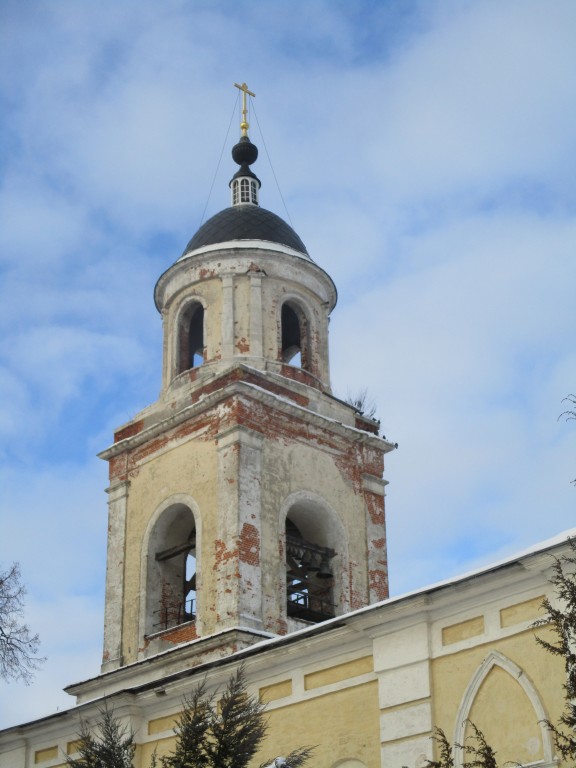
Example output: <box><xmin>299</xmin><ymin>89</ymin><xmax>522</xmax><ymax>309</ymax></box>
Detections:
<box><xmin>308</xmin><ymin>552</ymin><xmax>321</xmax><ymax>572</ymax></box>
<box><xmin>317</xmin><ymin>555</ymin><xmax>333</xmax><ymax>579</ymax></box>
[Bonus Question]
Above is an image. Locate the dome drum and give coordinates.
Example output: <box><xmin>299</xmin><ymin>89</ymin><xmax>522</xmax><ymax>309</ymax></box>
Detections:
<box><xmin>155</xmin><ymin>247</ymin><xmax>336</xmax><ymax>395</ymax></box>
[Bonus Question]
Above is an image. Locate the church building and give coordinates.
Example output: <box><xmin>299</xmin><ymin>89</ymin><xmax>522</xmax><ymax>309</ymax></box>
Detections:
<box><xmin>0</xmin><ymin>86</ymin><xmax>571</xmax><ymax>768</ymax></box>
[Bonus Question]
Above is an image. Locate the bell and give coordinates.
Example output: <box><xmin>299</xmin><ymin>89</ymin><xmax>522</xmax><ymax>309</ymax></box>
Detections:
<box><xmin>317</xmin><ymin>555</ymin><xmax>333</xmax><ymax>579</ymax></box>
<box><xmin>308</xmin><ymin>552</ymin><xmax>321</xmax><ymax>572</ymax></box>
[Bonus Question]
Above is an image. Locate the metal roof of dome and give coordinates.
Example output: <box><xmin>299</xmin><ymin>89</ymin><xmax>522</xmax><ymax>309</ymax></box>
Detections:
<box><xmin>181</xmin><ymin>86</ymin><xmax>308</xmax><ymax>260</ymax></box>
<box><xmin>182</xmin><ymin>205</ymin><xmax>309</xmax><ymax>257</ymax></box>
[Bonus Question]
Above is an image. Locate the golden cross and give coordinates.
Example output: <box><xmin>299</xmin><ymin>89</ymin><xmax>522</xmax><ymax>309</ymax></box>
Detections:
<box><xmin>234</xmin><ymin>82</ymin><xmax>255</xmax><ymax>137</ymax></box>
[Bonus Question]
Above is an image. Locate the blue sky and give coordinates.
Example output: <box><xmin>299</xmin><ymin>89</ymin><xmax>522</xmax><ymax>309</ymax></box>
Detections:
<box><xmin>1</xmin><ymin>0</ymin><xmax>575</xmax><ymax>728</ymax></box>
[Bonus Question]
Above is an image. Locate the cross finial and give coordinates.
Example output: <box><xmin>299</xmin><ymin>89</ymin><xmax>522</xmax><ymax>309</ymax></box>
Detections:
<box><xmin>234</xmin><ymin>82</ymin><xmax>255</xmax><ymax>137</ymax></box>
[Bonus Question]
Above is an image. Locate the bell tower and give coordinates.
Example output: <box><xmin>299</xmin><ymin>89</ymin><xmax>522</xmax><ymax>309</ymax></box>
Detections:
<box><xmin>99</xmin><ymin>86</ymin><xmax>395</xmax><ymax>674</ymax></box>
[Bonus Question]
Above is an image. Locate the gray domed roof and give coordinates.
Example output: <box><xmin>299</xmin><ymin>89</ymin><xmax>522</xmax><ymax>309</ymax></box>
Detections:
<box><xmin>182</xmin><ymin>205</ymin><xmax>308</xmax><ymax>257</ymax></box>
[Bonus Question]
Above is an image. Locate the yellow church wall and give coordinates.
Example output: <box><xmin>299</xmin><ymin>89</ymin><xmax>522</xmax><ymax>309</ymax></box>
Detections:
<box><xmin>499</xmin><ymin>594</ymin><xmax>545</xmax><ymax>628</ymax></box>
<box><xmin>431</xmin><ymin>624</ymin><xmax>563</xmax><ymax>764</ymax></box>
<box><xmin>138</xmin><ymin>734</ymin><xmax>177</xmax><ymax>768</ymax></box>
<box><xmin>260</xmin><ymin>678</ymin><xmax>293</xmax><ymax>702</ymax></box>
<box><xmin>136</xmin><ymin>681</ymin><xmax>379</xmax><ymax>768</ymax></box>
<box><xmin>255</xmin><ymin>681</ymin><xmax>381</xmax><ymax>768</ymax></box>
<box><xmin>304</xmin><ymin>656</ymin><xmax>374</xmax><ymax>690</ymax></box>
<box><xmin>441</xmin><ymin>616</ymin><xmax>484</xmax><ymax>646</ymax></box>
<box><xmin>34</xmin><ymin>746</ymin><xmax>58</xmax><ymax>763</ymax></box>
<box><xmin>148</xmin><ymin>714</ymin><xmax>180</xmax><ymax>735</ymax></box>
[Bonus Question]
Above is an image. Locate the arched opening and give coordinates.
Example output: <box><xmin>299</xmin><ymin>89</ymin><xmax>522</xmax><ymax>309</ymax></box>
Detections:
<box><xmin>177</xmin><ymin>301</ymin><xmax>204</xmax><ymax>374</ymax></box>
<box><xmin>281</xmin><ymin>301</ymin><xmax>309</xmax><ymax>369</ymax></box>
<box><xmin>145</xmin><ymin>504</ymin><xmax>197</xmax><ymax>636</ymax></box>
<box><xmin>285</xmin><ymin>509</ymin><xmax>336</xmax><ymax>622</ymax></box>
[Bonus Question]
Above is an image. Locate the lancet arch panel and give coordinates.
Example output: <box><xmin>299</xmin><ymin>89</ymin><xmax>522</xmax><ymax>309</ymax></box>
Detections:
<box><xmin>453</xmin><ymin>650</ymin><xmax>554</xmax><ymax>768</ymax></box>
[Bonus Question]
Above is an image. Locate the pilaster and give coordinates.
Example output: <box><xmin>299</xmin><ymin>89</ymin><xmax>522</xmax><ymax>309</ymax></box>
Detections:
<box><xmin>216</xmin><ymin>425</ymin><xmax>264</xmax><ymax>630</ymax></box>
<box><xmin>221</xmin><ymin>274</ymin><xmax>234</xmax><ymax>359</ymax></box>
<box><xmin>248</xmin><ymin>271</ymin><xmax>263</xmax><ymax>358</ymax></box>
<box><xmin>102</xmin><ymin>480</ymin><xmax>130</xmax><ymax>672</ymax></box>
<box><xmin>373</xmin><ymin>619</ymin><xmax>433</xmax><ymax>767</ymax></box>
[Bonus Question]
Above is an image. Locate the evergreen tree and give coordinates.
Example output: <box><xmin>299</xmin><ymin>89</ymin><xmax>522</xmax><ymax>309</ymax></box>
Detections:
<box><xmin>65</xmin><ymin>706</ymin><xmax>136</xmax><ymax>768</ymax></box>
<box><xmin>425</xmin><ymin>727</ymin><xmax>454</xmax><ymax>768</ymax></box>
<box><xmin>160</xmin><ymin>666</ymin><xmax>313</xmax><ymax>768</ymax></box>
<box><xmin>535</xmin><ymin>537</ymin><xmax>576</xmax><ymax>763</ymax></box>
<box><xmin>426</xmin><ymin>722</ymin><xmax>496</xmax><ymax>768</ymax></box>
<box><xmin>66</xmin><ymin>667</ymin><xmax>312</xmax><ymax>768</ymax></box>
<box><xmin>458</xmin><ymin>723</ymin><xmax>497</xmax><ymax>768</ymax></box>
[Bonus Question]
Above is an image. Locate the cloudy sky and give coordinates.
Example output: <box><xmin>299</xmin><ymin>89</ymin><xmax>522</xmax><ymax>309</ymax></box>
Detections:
<box><xmin>1</xmin><ymin>0</ymin><xmax>575</xmax><ymax>729</ymax></box>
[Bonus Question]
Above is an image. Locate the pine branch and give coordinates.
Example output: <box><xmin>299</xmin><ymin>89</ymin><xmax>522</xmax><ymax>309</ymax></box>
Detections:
<box><xmin>424</xmin><ymin>727</ymin><xmax>454</xmax><ymax>768</ymax></box>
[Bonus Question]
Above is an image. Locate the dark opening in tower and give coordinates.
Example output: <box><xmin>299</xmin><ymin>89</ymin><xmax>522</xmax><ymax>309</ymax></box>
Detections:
<box><xmin>178</xmin><ymin>302</ymin><xmax>204</xmax><ymax>373</ymax></box>
<box><xmin>285</xmin><ymin>518</ymin><xmax>335</xmax><ymax>622</ymax></box>
<box><xmin>281</xmin><ymin>302</ymin><xmax>308</xmax><ymax>369</ymax></box>
<box><xmin>154</xmin><ymin>527</ymin><xmax>196</xmax><ymax>631</ymax></box>
<box><xmin>145</xmin><ymin>504</ymin><xmax>197</xmax><ymax>636</ymax></box>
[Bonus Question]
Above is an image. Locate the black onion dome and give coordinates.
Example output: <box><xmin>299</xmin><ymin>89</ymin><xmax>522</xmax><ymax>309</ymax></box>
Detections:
<box><xmin>231</xmin><ymin>136</ymin><xmax>260</xmax><ymax>183</ymax></box>
<box><xmin>182</xmin><ymin>206</ymin><xmax>309</xmax><ymax>257</ymax></box>
<box><xmin>232</xmin><ymin>136</ymin><xmax>258</xmax><ymax>166</ymax></box>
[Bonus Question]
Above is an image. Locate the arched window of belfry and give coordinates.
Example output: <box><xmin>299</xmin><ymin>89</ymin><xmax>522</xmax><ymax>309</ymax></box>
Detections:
<box><xmin>145</xmin><ymin>504</ymin><xmax>197</xmax><ymax>636</ymax></box>
<box><xmin>177</xmin><ymin>301</ymin><xmax>204</xmax><ymax>374</ymax></box>
<box><xmin>281</xmin><ymin>301</ymin><xmax>309</xmax><ymax>369</ymax></box>
<box><xmin>284</xmin><ymin>503</ymin><xmax>337</xmax><ymax>622</ymax></box>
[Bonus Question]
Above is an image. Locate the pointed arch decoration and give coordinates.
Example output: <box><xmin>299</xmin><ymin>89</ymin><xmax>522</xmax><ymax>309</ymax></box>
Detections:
<box><xmin>330</xmin><ymin>760</ymin><xmax>367</xmax><ymax>768</ymax></box>
<box><xmin>453</xmin><ymin>650</ymin><xmax>554</xmax><ymax>768</ymax></box>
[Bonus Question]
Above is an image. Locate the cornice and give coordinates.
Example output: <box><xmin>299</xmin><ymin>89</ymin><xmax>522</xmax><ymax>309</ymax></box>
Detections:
<box><xmin>99</xmin><ymin>368</ymin><xmax>394</xmax><ymax>461</ymax></box>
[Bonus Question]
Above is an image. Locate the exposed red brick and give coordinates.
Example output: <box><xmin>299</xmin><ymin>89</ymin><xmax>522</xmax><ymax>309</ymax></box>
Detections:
<box><xmin>354</xmin><ymin>415</ymin><xmax>379</xmax><ymax>435</ymax></box>
<box><xmin>239</xmin><ymin>523</ymin><xmax>260</xmax><ymax>566</ymax></box>
<box><xmin>279</xmin><ymin>364</ymin><xmax>322</xmax><ymax>391</ymax></box>
<box><xmin>109</xmin><ymin>455</ymin><xmax>127</xmax><ymax>482</ymax></box>
<box><xmin>114</xmin><ymin>419</ymin><xmax>145</xmax><ymax>443</ymax></box>
<box><xmin>159</xmin><ymin>623</ymin><xmax>198</xmax><ymax>645</ymax></box>
<box><xmin>364</xmin><ymin>491</ymin><xmax>385</xmax><ymax>526</ymax></box>
<box><xmin>214</xmin><ymin>540</ymin><xmax>239</xmax><ymax>571</ymax></box>
<box><xmin>236</xmin><ymin>337</ymin><xmax>250</xmax><ymax>353</ymax></box>
<box><xmin>369</xmin><ymin>568</ymin><xmax>389</xmax><ymax>601</ymax></box>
